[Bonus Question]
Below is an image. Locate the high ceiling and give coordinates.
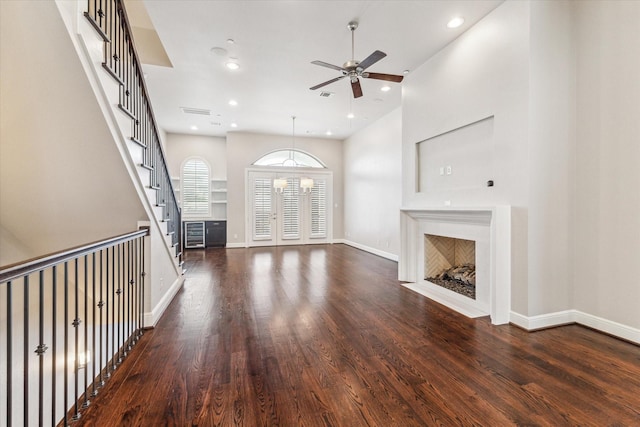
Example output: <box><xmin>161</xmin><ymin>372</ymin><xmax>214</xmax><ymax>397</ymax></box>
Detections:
<box><xmin>136</xmin><ymin>1</ymin><xmax>503</xmax><ymax>140</ymax></box>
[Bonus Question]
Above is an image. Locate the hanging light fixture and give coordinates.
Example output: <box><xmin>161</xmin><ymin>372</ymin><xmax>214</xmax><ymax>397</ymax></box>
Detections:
<box><xmin>282</xmin><ymin>115</ymin><xmax>298</xmax><ymax>167</ymax></box>
<box><xmin>273</xmin><ymin>177</ymin><xmax>287</xmax><ymax>193</ymax></box>
<box><xmin>272</xmin><ymin>115</ymin><xmax>314</xmax><ymax>193</ymax></box>
<box><xmin>300</xmin><ymin>177</ymin><xmax>314</xmax><ymax>193</ymax></box>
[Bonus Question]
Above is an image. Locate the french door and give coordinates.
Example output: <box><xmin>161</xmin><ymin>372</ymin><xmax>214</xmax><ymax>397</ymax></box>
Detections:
<box><xmin>247</xmin><ymin>170</ymin><xmax>331</xmax><ymax>247</ymax></box>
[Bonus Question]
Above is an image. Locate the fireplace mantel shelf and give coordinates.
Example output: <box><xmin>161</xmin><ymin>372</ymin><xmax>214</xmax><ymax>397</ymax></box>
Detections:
<box><xmin>401</xmin><ymin>206</ymin><xmax>498</xmax><ymax>226</ymax></box>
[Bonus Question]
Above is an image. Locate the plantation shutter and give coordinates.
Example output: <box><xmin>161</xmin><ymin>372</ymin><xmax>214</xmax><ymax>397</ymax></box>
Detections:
<box><xmin>310</xmin><ymin>178</ymin><xmax>327</xmax><ymax>238</ymax></box>
<box><xmin>182</xmin><ymin>159</ymin><xmax>209</xmax><ymax>216</ymax></box>
<box><xmin>281</xmin><ymin>177</ymin><xmax>300</xmax><ymax>240</ymax></box>
<box><xmin>253</xmin><ymin>178</ymin><xmax>273</xmax><ymax>240</ymax></box>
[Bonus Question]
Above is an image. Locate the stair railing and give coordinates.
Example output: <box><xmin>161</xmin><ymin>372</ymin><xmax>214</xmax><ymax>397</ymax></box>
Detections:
<box><xmin>0</xmin><ymin>229</ymin><xmax>148</xmax><ymax>426</ymax></box>
<box><xmin>84</xmin><ymin>0</ymin><xmax>182</xmax><ymax>262</ymax></box>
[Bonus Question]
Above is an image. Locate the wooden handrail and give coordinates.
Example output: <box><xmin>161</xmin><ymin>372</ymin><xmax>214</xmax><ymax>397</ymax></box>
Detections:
<box><xmin>0</xmin><ymin>228</ymin><xmax>148</xmax><ymax>284</ymax></box>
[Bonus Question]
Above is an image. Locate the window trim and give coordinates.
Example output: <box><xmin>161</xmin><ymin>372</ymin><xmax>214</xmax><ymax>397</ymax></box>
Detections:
<box><xmin>252</xmin><ymin>149</ymin><xmax>327</xmax><ymax>169</ymax></box>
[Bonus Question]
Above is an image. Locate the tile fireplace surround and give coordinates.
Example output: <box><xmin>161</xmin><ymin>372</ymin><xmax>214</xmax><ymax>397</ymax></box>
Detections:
<box><xmin>399</xmin><ymin>207</ymin><xmax>511</xmax><ymax>325</ymax></box>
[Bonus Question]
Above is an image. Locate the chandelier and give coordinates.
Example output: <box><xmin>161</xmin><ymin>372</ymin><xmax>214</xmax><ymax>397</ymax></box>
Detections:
<box><xmin>273</xmin><ymin>116</ymin><xmax>314</xmax><ymax>193</ymax></box>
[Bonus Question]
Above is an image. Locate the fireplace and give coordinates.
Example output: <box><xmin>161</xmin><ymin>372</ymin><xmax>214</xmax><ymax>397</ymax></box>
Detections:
<box><xmin>424</xmin><ymin>235</ymin><xmax>476</xmax><ymax>299</ymax></box>
<box><xmin>399</xmin><ymin>207</ymin><xmax>511</xmax><ymax>325</ymax></box>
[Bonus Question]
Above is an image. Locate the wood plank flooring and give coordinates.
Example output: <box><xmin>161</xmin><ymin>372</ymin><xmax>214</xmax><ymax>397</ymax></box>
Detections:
<box><xmin>76</xmin><ymin>244</ymin><xmax>640</xmax><ymax>426</ymax></box>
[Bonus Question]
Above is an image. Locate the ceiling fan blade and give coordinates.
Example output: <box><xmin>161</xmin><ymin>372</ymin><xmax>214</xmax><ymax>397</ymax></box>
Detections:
<box><xmin>311</xmin><ymin>60</ymin><xmax>345</xmax><ymax>72</ymax></box>
<box><xmin>310</xmin><ymin>75</ymin><xmax>346</xmax><ymax>90</ymax></box>
<box><xmin>364</xmin><ymin>72</ymin><xmax>404</xmax><ymax>83</ymax></box>
<box><xmin>351</xmin><ymin>79</ymin><xmax>363</xmax><ymax>98</ymax></box>
<box><xmin>357</xmin><ymin>50</ymin><xmax>386</xmax><ymax>71</ymax></box>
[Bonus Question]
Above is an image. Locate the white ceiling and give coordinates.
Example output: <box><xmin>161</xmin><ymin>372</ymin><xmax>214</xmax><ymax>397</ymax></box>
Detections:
<box><xmin>138</xmin><ymin>0</ymin><xmax>503</xmax><ymax>140</ymax></box>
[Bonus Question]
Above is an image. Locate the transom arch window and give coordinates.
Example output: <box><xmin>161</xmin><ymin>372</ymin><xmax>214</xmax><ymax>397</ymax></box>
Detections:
<box><xmin>181</xmin><ymin>157</ymin><xmax>210</xmax><ymax>217</ymax></box>
<box><xmin>252</xmin><ymin>149</ymin><xmax>326</xmax><ymax>168</ymax></box>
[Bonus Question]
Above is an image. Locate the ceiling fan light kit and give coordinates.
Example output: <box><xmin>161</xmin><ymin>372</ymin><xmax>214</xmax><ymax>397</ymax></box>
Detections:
<box><xmin>310</xmin><ymin>20</ymin><xmax>404</xmax><ymax>98</ymax></box>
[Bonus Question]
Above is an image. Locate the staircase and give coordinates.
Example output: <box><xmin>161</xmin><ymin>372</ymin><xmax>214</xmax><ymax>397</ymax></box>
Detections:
<box><xmin>74</xmin><ymin>0</ymin><xmax>183</xmax><ymax>269</ymax></box>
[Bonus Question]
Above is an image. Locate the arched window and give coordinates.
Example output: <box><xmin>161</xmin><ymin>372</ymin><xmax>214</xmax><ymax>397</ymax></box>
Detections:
<box><xmin>181</xmin><ymin>158</ymin><xmax>209</xmax><ymax>216</ymax></box>
<box><xmin>252</xmin><ymin>149</ymin><xmax>326</xmax><ymax>168</ymax></box>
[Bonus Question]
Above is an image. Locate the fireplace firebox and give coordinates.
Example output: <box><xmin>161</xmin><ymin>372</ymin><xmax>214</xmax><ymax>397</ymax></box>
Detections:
<box><xmin>425</xmin><ymin>234</ymin><xmax>476</xmax><ymax>299</ymax></box>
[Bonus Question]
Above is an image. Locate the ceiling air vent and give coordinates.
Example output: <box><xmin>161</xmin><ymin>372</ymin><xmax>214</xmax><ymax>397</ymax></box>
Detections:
<box><xmin>319</xmin><ymin>91</ymin><xmax>334</xmax><ymax>98</ymax></box>
<box><xmin>181</xmin><ymin>107</ymin><xmax>211</xmax><ymax>116</ymax></box>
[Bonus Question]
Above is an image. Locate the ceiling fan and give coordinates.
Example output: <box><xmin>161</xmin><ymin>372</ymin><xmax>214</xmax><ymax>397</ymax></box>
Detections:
<box><xmin>309</xmin><ymin>21</ymin><xmax>404</xmax><ymax>98</ymax></box>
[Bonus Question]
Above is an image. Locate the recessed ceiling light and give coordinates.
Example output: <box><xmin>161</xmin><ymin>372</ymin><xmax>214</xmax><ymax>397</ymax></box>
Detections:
<box><xmin>326</xmin><ymin>130</ymin><xmax>332</xmax><ymax>136</ymax></box>
<box><xmin>230</xmin><ymin>122</ymin><xmax>238</xmax><ymax>128</ymax></box>
<box><xmin>190</xmin><ymin>125</ymin><xmax>198</xmax><ymax>130</ymax></box>
<box><xmin>447</xmin><ymin>17</ymin><xmax>465</xmax><ymax>29</ymax></box>
<box><xmin>403</xmin><ymin>69</ymin><xmax>410</xmax><ymax>75</ymax></box>
<box><xmin>347</xmin><ymin>113</ymin><xmax>355</xmax><ymax>119</ymax></box>
<box><xmin>228</xmin><ymin>99</ymin><xmax>238</xmax><ymax>106</ymax></box>
<box><xmin>225</xmin><ymin>61</ymin><xmax>240</xmax><ymax>70</ymax></box>
<box><xmin>380</xmin><ymin>85</ymin><xmax>391</xmax><ymax>92</ymax></box>
<box><xmin>226</xmin><ymin>38</ymin><xmax>235</xmax><ymax>44</ymax></box>
<box><xmin>210</xmin><ymin>47</ymin><xmax>228</xmax><ymax>56</ymax></box>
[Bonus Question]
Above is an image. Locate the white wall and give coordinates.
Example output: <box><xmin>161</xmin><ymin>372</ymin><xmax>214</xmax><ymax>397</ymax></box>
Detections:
<box><xmin>573</xmin><ymin>1</ymin><xmax>640</xmax><ymax>329</ymax></box>
<box><xmin>0</xmin><ymin>225</ymin><xmax>32</xmax><ymax>266</ymax></box>
<box><xmin>401</xmin><ymin>0</ymin><xmax>640</xmax><ymax>338</ymax></box>
<box><xmin>343</xmin><ymin>108</ymin><xmax>402</xmax><ymax>259</ymax></box>
<box><xmin>0</xmin><ymin>0</ymin><xmax>148</xmax><ymax>259</ymax></box>
<box><xmin>527</xmin><ymin>0</ymin><xmax>575</xmax><ymax>315</ymax></box>
<box><xmin>226</xmin><ymin>132</ymin><xmax>343</xmax><ymax>245</ymax></box>
<box><xmin>402</xmin><ymin>1</ymin><xmax>531</xmax><ymax>313</ymax></box>
<box><xmin>165</xmin><ymin>133</ymin><xmax>227</xmax><ymax>180</ymax></box>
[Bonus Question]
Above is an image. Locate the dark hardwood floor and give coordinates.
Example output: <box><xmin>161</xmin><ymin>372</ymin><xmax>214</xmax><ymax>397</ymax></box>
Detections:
<box><xmin>76</xmin><ymin>244</ymin><xmax>640</xmax><ymax>426</ymax></box>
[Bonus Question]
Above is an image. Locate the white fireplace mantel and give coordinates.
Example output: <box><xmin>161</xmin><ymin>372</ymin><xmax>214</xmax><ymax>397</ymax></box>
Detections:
<box><xmin>399</xmin><ymin>206</ymin><xmax>511</xmax><ymax>325</ymax></box>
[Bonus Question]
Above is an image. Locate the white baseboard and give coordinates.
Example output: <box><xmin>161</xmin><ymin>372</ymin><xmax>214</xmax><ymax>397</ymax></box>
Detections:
<box><xmin>509</xmin><ymin>310</ymin><xmax>576</xmax><ymax>331</ymax></box>
<box><xmin>338</xmin><ymin>239</ymin><xmax>399</xmax><ymax>262</ymax></box>
<box><xmin>225</xmin><ymin>242</ymin><xmax>246</xmax><ymax>248</ymax></box>
<box><xmin>510</xmin><ymin>309</ymin><xmax>639</xmax><ymax>344</ymax></box>
<box><xmin>144</xmin><ymin>275</ymin><xmax>184</xmax><ymax>328</ymax></box>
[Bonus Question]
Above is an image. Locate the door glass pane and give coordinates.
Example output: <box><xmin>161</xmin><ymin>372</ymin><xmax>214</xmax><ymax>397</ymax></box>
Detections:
<box><xmin>253</xmin><ymin>178</ymin><xmax>272</xmax><ymax>239</ymax></box>
<box><xmin>282</xmin><ymin>177</ymin><xmax>300</xmax><ymax>239</ymax></box>
<box><xmin>310</xmin><ymin>179</ymin><xmax>327</xmax><ymax>238</ymax></box>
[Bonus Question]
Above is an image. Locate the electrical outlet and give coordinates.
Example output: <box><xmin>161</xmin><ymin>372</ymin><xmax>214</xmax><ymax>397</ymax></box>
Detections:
<box><xmin>446</xmin><ymin>165</ymin><xmax>452</xmax><ymax>175</ymax></box>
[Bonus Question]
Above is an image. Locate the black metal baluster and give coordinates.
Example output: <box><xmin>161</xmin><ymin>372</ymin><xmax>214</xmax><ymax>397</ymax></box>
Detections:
<box><xmin>92</xmin><ymin>252</ymin><xmax>98</xmax><ymax>397</ymax></box>
<box><xmin>129</xmin><ymin>239</ymin><xmax>135</xmax><ymax>343</ymax></box>
<box><xmin>116</xmin><ymin>244</ymin><xmax>122</xmax><ymax>363</ymax></box>
<box><xmin>120</xmin><ymin>242</ymin><xmax>125</xmax><ymax>359</ymax></box>
<box><xmin>126</xmin><ymin>240</ymin><xmax>131</xmax><ymax>351</ymax></box>
<box><xmin>23</xmin><ymin>275</ymin><xmax>29</xmax><ymax>425</ymax></box>
<box><xmin>111</xmin><ymin>245</ymin><xmax>116</xmax><ymax>372</ymax></box>
<box><xmin>37</xmin><ymin>270</ymin><xmax>47</xmax><ymax>427</ymax></box>
<box><xmin>98</xmin><ymin>249</ymin><xmax>105</xmax><ymax>386</ymax></box>
<box><xmin>106</xmin><ymin>247</ymin><xmax>112</xmax><ymax>378</ymax></box>
<box><xmin>133</xmin><ymin>238</ymin><xmax>138</xmax><ymax>341</ymax></box>
<box><xmin>73</xmin><ymin>259</ymin><xmax>81</xmax><ymax>421</ymax></box>
<box><xmin>6</xmin><ymin>280</ymin><xmax>12</xmax><ymax>426</ymax></box>
<box><xmin>63</xmin><ymin>262</ymin><xmax>69</xmax><ymax>427</ymax></box>
<box><xmin>141</xmin><ymin>236</ymin><xmax>146</xmax><ymax>334</ymax></box>
<box><xmin>83</xmin><ymin>254</ymin><xmax>90</xmax><ymax>409</ymax></box>
<box><xmin>51</xmin><ymin>266</ymin><xmax>57</xmax><ymax>426</ymax></box>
